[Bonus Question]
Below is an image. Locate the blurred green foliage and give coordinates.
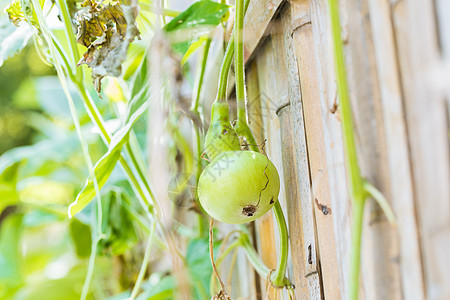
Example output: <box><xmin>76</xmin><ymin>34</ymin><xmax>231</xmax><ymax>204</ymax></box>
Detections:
<box><xmin>0</xmin><ymin>45</ymin><xmax>54</xmax><ymax>154</ymax></box>
<box><xmin>0</xmin><ymin>0</ymin><xmax>233</xmax><ymax>298</ymax></box>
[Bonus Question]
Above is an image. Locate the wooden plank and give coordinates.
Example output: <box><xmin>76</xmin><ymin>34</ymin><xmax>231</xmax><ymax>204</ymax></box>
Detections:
<box><xmin>272</xmin><ymin>4</ymin><xmax>326</xmax><ymax>298</ymax></box>
<box><xmin>391</xmin><ymin>0</ymin><xmax>450</xmax><ymax>299</ymax></box>
<box><xmin>289</xmin><ymin>1</ymin><xmax>343</xmax><ymax>299</ymax></box>
<box><xmin>278</xmin><ymin>105</ymin><xmax>322</xmax><ymax>300</ymax></box>
<box><xmin>337</xmin><ymin>0</ymin><xmax>403</xmax><ymax>299</ymax></box>
<box><xmin>243</xmin><ymin>0</ymin><xmax>285</xmax><ymax>63</ymax></box>
<box><xmin>308</xmin><ymin>0</ymin><xmax>353</xmax><ymax>298</ymax></box>
<box><xmin>366</xmin><ymin>0</ymin><xmax>426</xmax><ymax>298</ymax></box>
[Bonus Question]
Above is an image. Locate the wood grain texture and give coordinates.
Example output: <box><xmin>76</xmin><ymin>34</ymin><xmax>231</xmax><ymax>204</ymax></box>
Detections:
<box><xmin>308</xmin><ymin>0</ymin><xmax>353</xmax><ymax>298</ymax></box>
<box><xmin>273</xmin><ymin>5</ymin><xmax>325</xmax><ymax>298</ymax></box>
<box><xmin>366</xmin><ymin>0</ymin><xmax>426</xmax><ymax>298</ymax></box>
<box><xmin>232</xmin><ymin>0</ymin><xmax>450</xmax><ymax>298</ymax></box>
<box><xmin>277</xmin><ymin>104</ymin><xmax>312</xmax><ymax>300</ymax></box>
<box><xmin>289</xmin><ymin>1</ymin><xmax>344</xmax><ymax>298</ymax></box>
<box><xmin>391</xmin><ymin>0</ymin><xmax>450</xmax><ymax>299</ymax></box>
<box><xmin>243</xmin><ymin>0</ymin><xmax>285</xmax><ymax>63</ymax></box>
<box><xmin>337</xmin><ymin>0</ymin><xmax>403</xmax><ymax>299</ymax></box>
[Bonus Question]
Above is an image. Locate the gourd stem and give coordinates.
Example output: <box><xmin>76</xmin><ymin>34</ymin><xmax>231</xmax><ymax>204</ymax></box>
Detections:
<box><xmin>217</xmin><ymin>33</ymin><xmax>234</xmax><ymax>102</ymax></box>
<box><xmin>192</xmin><ymin>39</ymin><xmax>212</xmax><ymax>112</ymax></box>
<box><xmin>231</xmin><ymin>0</ymin><xmax>290</xmax><ymax>288</ymax></box>
<box><xmin>271</xmin><ymin>201</ymin><xmax>289</xmax><ymax>287</ymax></box>
<box><xmin>216</xmin><ymin>0</ymin><xmax>250</xmax><ymax>102</ymax></box>
<box><xmin>235</xmin><ymin>0</ymin><xmax>246</xmax><ymax>124</ymax></box>
<box><xmin>191</xmin><ymin>40</ymin><xmax>212</xmax><ymax>237</ymax></box>
<box><xmin>327</xmin><ymin>1</ymin><xmax>367</xmax><ymax>299</ymax></box>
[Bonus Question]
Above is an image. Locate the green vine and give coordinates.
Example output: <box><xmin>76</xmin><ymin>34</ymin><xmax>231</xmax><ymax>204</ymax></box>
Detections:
<box><xmin>233</xmin><ymin>0</ymin><xmax>290</xmax><ymax>289</ymax></box>
<box><xmin>327</xmin><ymin>1</ymin><xmax>395</xmax><ymax>299</ymax></box>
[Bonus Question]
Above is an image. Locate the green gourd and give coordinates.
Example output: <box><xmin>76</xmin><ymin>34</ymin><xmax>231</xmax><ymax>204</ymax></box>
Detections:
<box><xmin>198</xmin><ymin>150</ymin><xmax>280</xmax><ymax>224</ymax></box>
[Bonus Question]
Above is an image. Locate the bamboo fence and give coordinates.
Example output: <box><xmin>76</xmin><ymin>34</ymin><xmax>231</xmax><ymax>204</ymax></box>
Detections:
<box><xmin>216</xmin><ymin>0</ymin><xmax>450</xmax><ymax>299</ymax></box>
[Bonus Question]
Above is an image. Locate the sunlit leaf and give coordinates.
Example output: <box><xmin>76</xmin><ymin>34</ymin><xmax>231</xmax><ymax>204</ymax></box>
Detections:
<box><xmin>20</xmin><ymin>179</ymin><xmax>75</xmax><ymax>205</ymax></box>
<box><xmin>68</xmin><ymin>83</ymin><xmax>152</xmax><ymax>217</ymax></box>
<box><xmin>8</xmin><ymin>266</ymin><xmax>93</xmax><ymax>300</ymax></box>
<box><xmin>163</xmin><ymin>0</ymin><xmax>229</xmax><ymax>55</ymax></box>
<box><xmin>181</xmin><ymin>37</ymin><xmax>205</xmax><ymax>65</ymax></box>
<box><xmin>67</xmin><ymin>141</ymin><xmax>123</xmax><ymax>218</ymax></box>
<box><xmin>5</xmin><ymin>0</ymin><xmax>40</xmax><ymax>29</ymax></box>
<box><xmin>123</xmin><ymin>52</ymin><xmax>150</xmax><ymax>124</ymax></box>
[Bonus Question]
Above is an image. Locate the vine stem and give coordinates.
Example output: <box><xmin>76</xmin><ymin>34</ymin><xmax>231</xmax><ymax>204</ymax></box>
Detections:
<box><xmin>240</xmin><ymin>232</ymin><xmax>270</xmax><ymax>277</ymax></box>
<box><xmin>216</xmin><ymin>0</ymin><xmax>250</xmax><ymax>102</ymax></box>
<box><xmin>129</xmin><ymin>221</ymin><xmax>156</xmax><ymax>299</ymax></box>
<box><xmin>31</xmin><ymin>2</ymin><xmax>106</xmax><ymax>299</ymax></box>
<box><xmin>191</xmin><ymin>39</ymin><xmax>211</xmax><ymax>237</ymax></box>
<box><xmin>271</xmin><ymin>202</ymin><xmax>289</xmax><ymax>287</ymax></box>
<box><xmin>209</xmin><ymin>219</ymin><xmax>228</xmax><ymax>294</ymax></box>
<box><xmin>327</xmin><ymin>0</ymin><xmax>367</xmax><ymax>299</ymax></box>
<box><xmin>349</xmin><ymin>199</ymin><xmax>364</xmax><ymax>300</ymax></box>
<box><xmin>55</xmin><ymin>0</ymin><xmax>159</xmax><ymax>218</ymax></box>
<box><xmin>76</xmin><ymin>85</ymin><xmax>155</xmax><ymax>214</ymax></box>
<box><xmin>234</xmin><ymin>0</ymin><xmax>246</xmax><ymax>124</ymax></box>
<box><xmin>233</xmin><ymin>0</ymin><xmax>290</xmax><ymax>288</ymax></box>
<box><xmin>192</xmin><ymin>39</ymin><xmax>211</xmax><ymax>112</ymax></box>
<box><xmin>54</xmin><ymin>0</ymin><xmax>82</xmax><ymax>81</ymax></box>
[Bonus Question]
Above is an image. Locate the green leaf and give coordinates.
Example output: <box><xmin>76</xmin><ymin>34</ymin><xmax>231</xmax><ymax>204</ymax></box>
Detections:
<box><xmin>123</xmin><ymin>52</ymin><xmax>151</xmax><ymax>125</ymax></box>
<box><xmin>0</xmin><ymin>213</ymin><xmax>24</xmax><ymax>297</ymax></box>
<box><xmin>69</xmin><ymin>219</ymin><xmax>92</xmax><ymax>258</ymax></box>
<box><xmin>0</xmin><ymin>162</ymin><xmax>20</xmax><ymax>213</ymax></box>
<box><xmin>23</xmin><ymin>209</ymin><xmax>61</xmax><ymax>227</ymax></box>
<box><xmin>163</xmin><ymin>0</ymin><xmax>229</xmax><ymax>55</ymax></box>
<box><xmin>97</xmin><ymin>189</ymin><xmax>137</xmax><ymax>255</ymax></box>
<box><xmin>0</xmin><ymin>16</ymin><xmax>33</xmax><ymax>66</ymax></box>
<box><xmin>67</xmin><ymin>141</ymin><xmax>123</xmax><ymax>218</ymax></box>
<box><xmin>8</xmin><ymin>265</ymin><xmax>93</xmax><ymax>300</ymax></box>
<box><xmin>186</xmin><ymin>238</ymin><xmax>221</xmax><ymax>299</ymax></box>
<box><xmin>128</xmin><ymin>53</ymin><xmax>149</xmax><ymax>101</ymax></box>
<box><xmin>0</xmin><ymin>135</ymin><xmax>80</xmax><ymax>177</ymax></box>
<box><xmin>68</xmin><ymin>72</ymin><xmax>153</xmax><ymax>217</ymax></box>
<box><xmin>181</xmin><ymin>37</ymin><xmax>206</xmax><ymax>65</ymax></box>
<box><xmin>136</xmin><ymin>276</ymin><xmax>176</xmax><ymax>300</ymax></box>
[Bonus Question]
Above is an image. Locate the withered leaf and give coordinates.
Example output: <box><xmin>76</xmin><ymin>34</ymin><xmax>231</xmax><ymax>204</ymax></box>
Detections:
<box><xmin>5</xmin><ymin>0</ymin><xmax>26</xmax><ymax>26</ymax></box>
<box><xmin>74</xmin><ymin>0</ymin><xmax>139</xmax><ymax>93</ymax></box>
<box><xmin>6</xmin><ymin>0</ymin><xmax>40</xmax><ymax>29</ymax></box>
